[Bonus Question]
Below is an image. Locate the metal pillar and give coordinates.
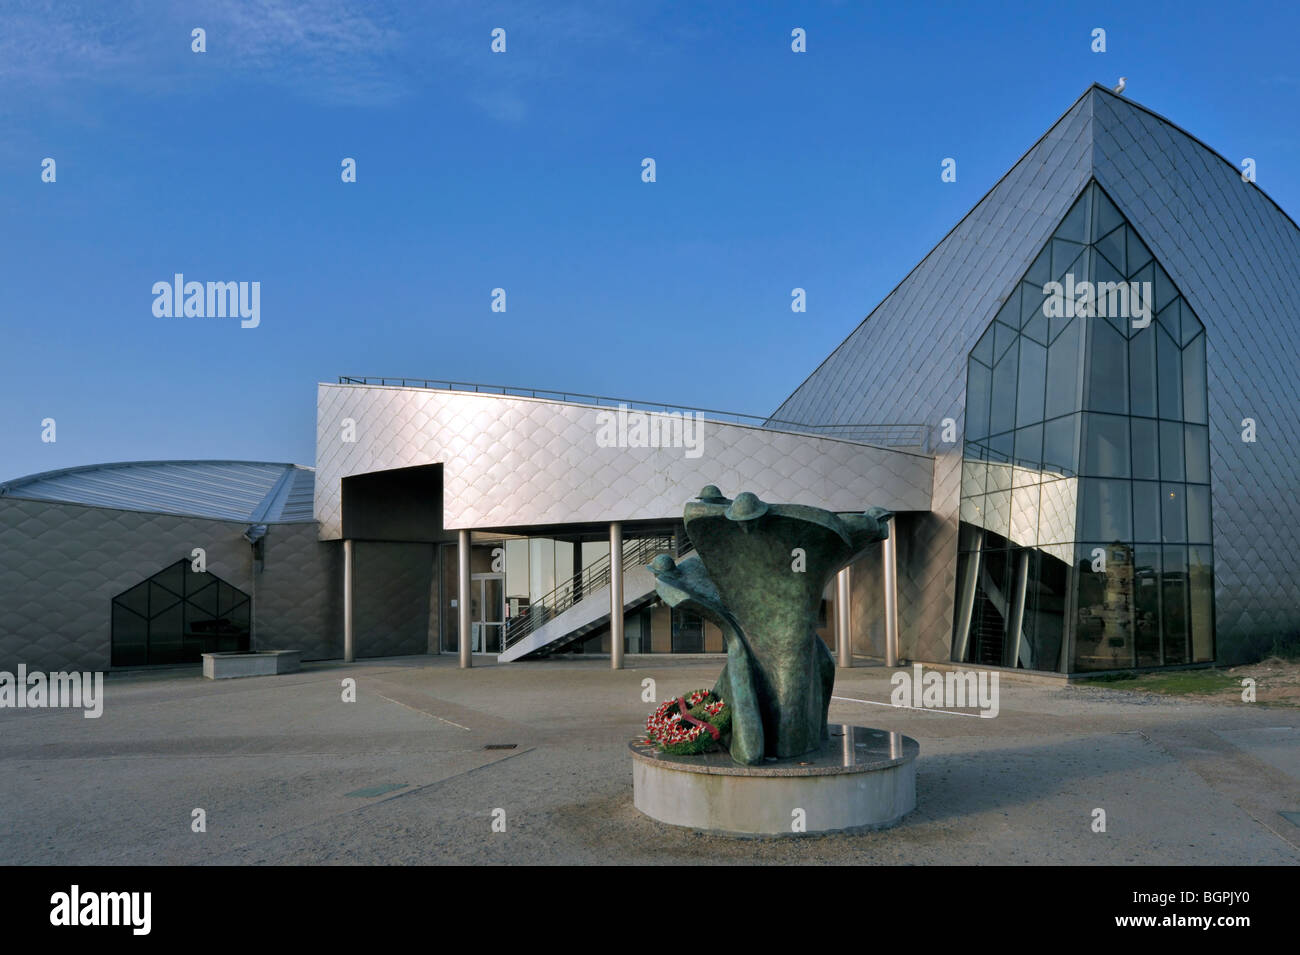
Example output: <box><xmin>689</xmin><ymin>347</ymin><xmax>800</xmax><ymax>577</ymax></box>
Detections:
<box><xmin>883</xmin><ymin>523</ymin><xmax>899</xmax><ymax>667</ymax></box>
<box><xmin>835</xmin><ymin>567</ymin><xmax>852</xmax><ymax>668</ymax></box>
<box><xmin>1007</xmin><ymin>549</ymin><xmax>1031</xmax><ymax>669</ymax></box>
<box><xmin>610</xmin><ymin>522</ymin><xmax>624</xmax><ymax>669</ymax></box>
<box><xmin>458</xmin><ymin>530</ymin><xmax>472</xmax><ymax>669</ymax></box>
<box><xmin>953</xmin><ymin>534</ymin><xmax>983</xmax><ymax>662</ymax></box>
<box><xmin>343</xmin><ymin>539</ymin><xmax>355</xmax><ymax>663</ymax></box>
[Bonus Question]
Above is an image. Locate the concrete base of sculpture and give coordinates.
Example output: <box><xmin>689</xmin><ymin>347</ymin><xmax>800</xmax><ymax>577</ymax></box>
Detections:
<box><xmin>202</xmin><ymin>650</ymin><xmax>302</xmax><ymax>680</ymax></box>
<box><xmin>630</xmin><ymin>723</ymin><xmax>918</xmax><ymax>836</ymax></box>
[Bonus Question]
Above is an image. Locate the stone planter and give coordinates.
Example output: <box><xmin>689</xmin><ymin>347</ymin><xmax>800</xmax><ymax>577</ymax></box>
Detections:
<box><xmin>202</xmin><ymin>650</ymin><xmax>302</xmax><ymax>680</ymax></box>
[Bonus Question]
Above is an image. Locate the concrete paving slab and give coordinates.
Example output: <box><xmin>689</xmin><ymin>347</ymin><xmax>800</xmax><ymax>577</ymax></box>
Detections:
<box><xmin>1</xmin><ymin>655</ymin><xmax>1296</xmax><ymax>865</ymax></box>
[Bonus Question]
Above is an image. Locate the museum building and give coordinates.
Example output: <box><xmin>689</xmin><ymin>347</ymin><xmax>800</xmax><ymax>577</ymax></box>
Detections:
<box><xmin>3</xmin><ymin>84</ymin><xmax>1297</xmax><ymax>675</ymax></box>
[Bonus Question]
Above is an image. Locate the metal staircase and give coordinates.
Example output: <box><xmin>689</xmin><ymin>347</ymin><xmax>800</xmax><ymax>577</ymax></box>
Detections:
<box><xmin>499</xmin><ymin>535</ymin><xmax>680</xmax><ymax>661</ymax></box>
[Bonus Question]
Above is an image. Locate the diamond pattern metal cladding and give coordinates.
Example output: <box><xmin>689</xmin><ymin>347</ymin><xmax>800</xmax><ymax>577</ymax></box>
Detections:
<box><xmin>314</xmin><ymin>384</ymin><xmax>934</xmax><ymax>539</ymax></box>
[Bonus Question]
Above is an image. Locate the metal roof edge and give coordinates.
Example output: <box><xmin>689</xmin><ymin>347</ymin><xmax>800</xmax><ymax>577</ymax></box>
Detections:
<box><xmin>766</xmin><ymin>85</ymin><xmax>1099</xmax><ymax>421</ymax></box>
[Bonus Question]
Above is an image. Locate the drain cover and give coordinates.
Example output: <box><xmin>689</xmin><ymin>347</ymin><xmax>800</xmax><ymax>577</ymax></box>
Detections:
<box><xmin>345</xmin><ymin>783</ymin><xmax>409</xmax><ymax>798</ymax></box>
<box><xmin>484</xmin><ymin>743</ymin><xmax>518</xmax><ymax>750</ymax></box>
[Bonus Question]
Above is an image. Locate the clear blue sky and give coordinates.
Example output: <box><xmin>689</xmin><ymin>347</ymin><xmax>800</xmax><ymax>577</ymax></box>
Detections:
<box><xmin>3</xmin><ymin>0</ymin><xmax>1298</xmax><ymax>479</ymax></box>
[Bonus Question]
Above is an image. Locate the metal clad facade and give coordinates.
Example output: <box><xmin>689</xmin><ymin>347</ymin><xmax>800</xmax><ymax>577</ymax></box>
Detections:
<box><xmin>314</xmin><ymin>383</ymin><xmax>935</xmax><ymax>538</ymax></box>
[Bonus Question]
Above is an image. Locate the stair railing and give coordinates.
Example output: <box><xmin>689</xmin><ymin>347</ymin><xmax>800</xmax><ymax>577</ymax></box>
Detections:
<box><xmin>502</xmin><ymin>535</ymin><xmax>675</xmax><ymax>649</ymax></box>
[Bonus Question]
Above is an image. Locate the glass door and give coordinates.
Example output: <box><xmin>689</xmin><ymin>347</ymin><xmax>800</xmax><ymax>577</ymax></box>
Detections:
<box><xmin>472</xmin><ymin>573</ymin><xmax>505</xmax><ymax>653</ymax></box>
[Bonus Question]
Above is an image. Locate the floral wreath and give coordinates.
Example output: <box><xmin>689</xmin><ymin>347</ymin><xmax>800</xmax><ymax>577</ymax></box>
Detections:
<box><xmin>643</xmin><ymin>688</ymin><xmax>732</xmax><ymax>755</ymax></box>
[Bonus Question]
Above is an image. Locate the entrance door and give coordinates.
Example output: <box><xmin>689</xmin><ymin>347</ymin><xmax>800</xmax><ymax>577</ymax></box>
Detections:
<box><xmin>471</xmin><ymin>573</ymin><xmax>505</xmax><ymax>653</ymax></box>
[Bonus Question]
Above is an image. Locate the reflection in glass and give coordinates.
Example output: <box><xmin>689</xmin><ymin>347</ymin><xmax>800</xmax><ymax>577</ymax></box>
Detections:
<box><xmin>1156</xmin><ymin>328</ymin><xmax>1183</xmax><ymax>420</ymax></box>
<box><xmin>990</xmin><ymin>342</ymin><xmax>1019</xmax><ymax>436</ymax></box>
<box><xmin>1189</xmin><ymin>546</ymin><xmax>1214</xmax><ymax>663</ymax></box>
<box><xmin>1014</xmin><ymin>424</ymin><xmax>1043</xmax><ymax>468</ymax></box>
<box><xmin>1087</xmin><ymin>321</ymin><xmax>1128</xmax><ymax>414</ymax></box>
<box><xmin>1159</xmin><ymin>421</ymin><xmax>1185</xmax><ymax>481</ymax></box>
<box><xmin>1134</xmin><ymin>545</ymin><xmax>1162</xmax><ymax>666</ymax></box>
<box><xmin>1129</xmin><ymin>329</ymin><xmax>1158</xmax><ymax>417</ymax></box>
<box><xmin>1184</xmin><ymin>424</ymin><xmax>1210</xmax><ymax>484</ymax></box>
<box><xmin>962</xmin><ymin>458</ymin><xmax>988</xmax><ymax>498</ymax></box>
<box><xmin>1046</xmin><ymin>319</ymin><xmax>1082</xmax><ymax>418</ymax></box>
<box><xmin>1131</xmin><ymin>418</ymin><xmax>1159</xmax><ymax>480</ymax></box>
<box><xmin>1162</xmin><ymin>546</ymin><xmax>1189</xmax><ymax>665</ymax></box>
<box><xmin>985</xmin><ymin>490</ymin><xmax>1012</xmax><ymax>539</ymax></box>
<box><xmin>1186</xmin><ymin>485</ymin><xmax>1212</xmax><ymax>544</ymax></box>
<box><xmin>1074</xmin><ymin>542</ymin><xmax>1135</xmax><ymax>671</ymax></box>
<box><xmin>957</xmin><ymin>180</ymin><xmax>1213</xmax><ymax>673</ymax></box>
<box><xmin>1010</xmin><ymin>484</ymin><xmax>1040</xmax><ymax>547</ymax></box>
<box><xmin>1080</xmin><ymin>478</ymin><xmax>1133</xmax><ymax>541</ymax></box>
<box><xmin>1083</xmin><ymin>414</ymin><xmax>1131</xmax><ymax>477</ymax></box>
<box><xmin>1161</xmin><ymin>484</ymin><xmax>1186</xmax><ymax>543</ymax></box>
<box><xmin>1042</xmin><ymin>415</ymin><xmax>1078</xmax><ymax>475</ymax></box>
<box><xmin>1017</xmin><ymin>339</ymin><xmax>1047</xmax><ymax>428</ymax></box>
<box><xmin>1132</xmin><ymin>481</ymin><xmax>1161</xmax><ymax>542</ymax></box>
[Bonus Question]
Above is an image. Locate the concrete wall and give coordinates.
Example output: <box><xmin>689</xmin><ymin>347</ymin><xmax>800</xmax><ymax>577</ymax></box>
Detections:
<box><xmin>0</xmin><ymin>497</ymin><xmax>338</xmax><ymax>672</ymax></box>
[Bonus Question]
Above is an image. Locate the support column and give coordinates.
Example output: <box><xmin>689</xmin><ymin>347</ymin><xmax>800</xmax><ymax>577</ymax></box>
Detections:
<box><xmin>343</xmin><ymin>539</ymin><xmax>355</xmax><ymax>663</ymax></box>
<box><xmin>835</xmin><ymin>566</ymin><xmax>852</xmax><ymax>668</ymax></box>
<box><xmin>1007</xmin><ymin>549</ymin><xmax>1031</xmax><ymax>669</ymax></box>
<box><xmin>883</xmin><ymin>523</ymin><xmax>899</xmax><ymax>667</ymax></box>
<box><xmin>458</xmin><ymin>529</ymin><xmax>472</xmax><ymax>669</ymax></box>
<box><xmin>953</xmin><ymin>534</ymin><xmax>983</xmax><ymax>663</ymax></box>
<box><xmin>610</xmin><ymin>522</ymin><xmax>624</xmax><ymax>670</ymax></box>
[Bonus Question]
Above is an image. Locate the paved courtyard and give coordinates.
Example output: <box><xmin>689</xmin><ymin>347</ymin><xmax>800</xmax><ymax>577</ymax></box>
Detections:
<box><xmin>2</xmin><ymin>654</ymin><xmax>1297</xmax><ymax>865</ymax></box>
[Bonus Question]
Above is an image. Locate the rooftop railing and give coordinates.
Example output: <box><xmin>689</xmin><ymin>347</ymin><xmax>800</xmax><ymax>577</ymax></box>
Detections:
<box><xmin>336</xmin><ymin>376</ymin><xmax>932</xmax><ymax>451</ymax></box>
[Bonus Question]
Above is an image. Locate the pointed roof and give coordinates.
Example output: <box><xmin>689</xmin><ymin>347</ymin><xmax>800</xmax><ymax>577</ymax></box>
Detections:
<box><xmin>769</xmin><ymin>84</ymin><xmax>1300</xmax><ymax>426</ymax></box>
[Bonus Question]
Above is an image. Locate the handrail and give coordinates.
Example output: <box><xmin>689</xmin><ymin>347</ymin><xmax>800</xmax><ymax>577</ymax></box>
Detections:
<box><xmin>502</xmin><ymin>535</ymin><xmax>675</xmax><ymax>649</ymax></box>
<box><xmin>337</xmin><ymin>376</ymin><xmax>930</xmax><ymax>450</ymax></box>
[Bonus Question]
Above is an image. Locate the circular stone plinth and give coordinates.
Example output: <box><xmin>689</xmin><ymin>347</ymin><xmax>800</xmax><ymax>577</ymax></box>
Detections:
<box><xmin>630</xmin><ymin>724</ymin><xmax>918</xmax><ymax>837</ymax></box>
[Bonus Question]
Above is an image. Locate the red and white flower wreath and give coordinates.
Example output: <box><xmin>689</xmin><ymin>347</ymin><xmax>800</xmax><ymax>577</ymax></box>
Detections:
<box><xmin>642</xmin><ymin>688</ymin><xmax>732</xmax><ymax>755</ymax></box>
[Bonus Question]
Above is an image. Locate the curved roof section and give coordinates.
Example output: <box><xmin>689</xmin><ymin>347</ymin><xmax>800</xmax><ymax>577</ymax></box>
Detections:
<box><xmin>0</xmin><ymin>461</ymin><xmax>315</xmax><ymax>523</ymax></box>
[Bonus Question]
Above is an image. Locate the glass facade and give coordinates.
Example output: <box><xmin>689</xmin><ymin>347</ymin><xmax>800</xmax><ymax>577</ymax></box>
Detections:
<box><xmin>955</xmin><ymin>181</ymin><xmax>1214</xmax><ymax>672</ymax></box>
<box><xmin>111</xmin><ymin>559</ymin><xmax>251</xmax><ymax>666</ymax></box>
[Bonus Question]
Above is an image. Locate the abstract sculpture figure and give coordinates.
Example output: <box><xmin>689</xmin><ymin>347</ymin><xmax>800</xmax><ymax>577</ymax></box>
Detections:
<box><xmin>650</xmin><ymin>486</ymin><xmax>892</xmax><ymax>765</ymax></box>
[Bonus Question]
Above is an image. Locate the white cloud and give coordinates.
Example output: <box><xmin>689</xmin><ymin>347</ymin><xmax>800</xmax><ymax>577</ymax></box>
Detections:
<box><xmin>0</xmin><ymin>0</ymin><xmax>668</xmax><ymax>115</ymax></box>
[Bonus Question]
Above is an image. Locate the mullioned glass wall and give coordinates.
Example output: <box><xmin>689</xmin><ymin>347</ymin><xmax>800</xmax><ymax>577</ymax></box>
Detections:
<box><xmin>954</xmin><ymin>181</ymin><xmax>1214</xmax><ymax>672</ymax></box>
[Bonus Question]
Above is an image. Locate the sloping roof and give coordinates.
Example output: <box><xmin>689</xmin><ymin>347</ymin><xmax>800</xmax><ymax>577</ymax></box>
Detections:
<box><xmin>769</xmin><ymin>83</ymin><xmax>1300</xmax><ymax>425</ymax></box>
<box><xmin>765</xmin><ymin>81</ymin><xmax>1300</xmax><ymax>660</ymax></box>
<box><xmin>0</xmin><ymin>461</ymin><xmax>316</xmax><ymax>523</ymax></box>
